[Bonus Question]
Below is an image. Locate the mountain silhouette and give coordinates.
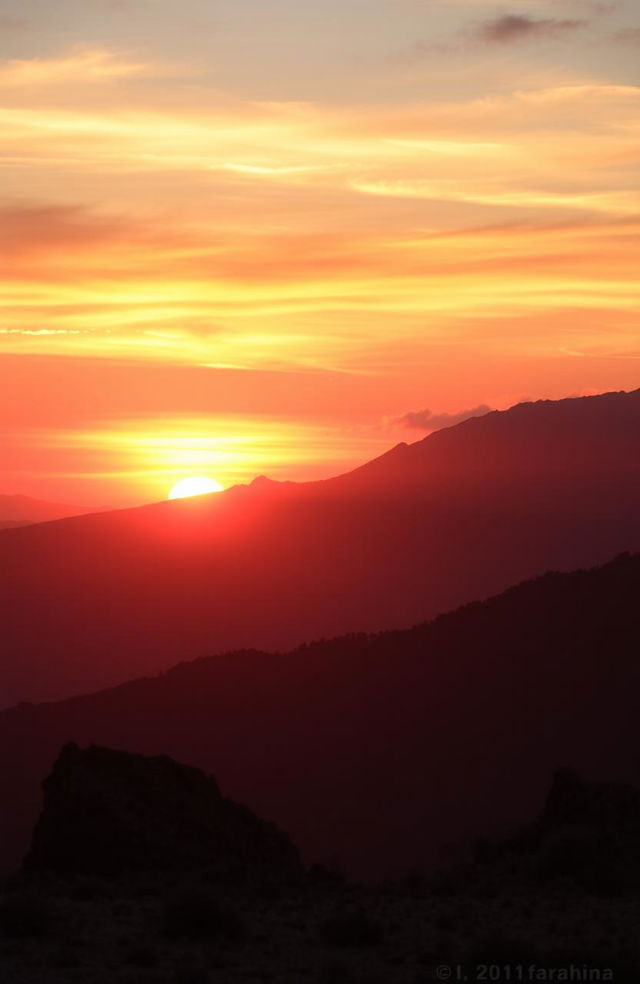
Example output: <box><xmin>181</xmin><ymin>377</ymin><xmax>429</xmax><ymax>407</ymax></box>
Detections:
<box><xmin>0</xmin><ymin>494</ymin><xmax>98</xmax><ymax>529</ymax></box>
<box><xmin>0</xmin><ymin>388</ymin><xmax>638</xmax><ymax>707</ymax></box>
<box><xmin>0</xmin><ymin>551</ymin><xmax>638</xmax><ymax>878</ymax></box>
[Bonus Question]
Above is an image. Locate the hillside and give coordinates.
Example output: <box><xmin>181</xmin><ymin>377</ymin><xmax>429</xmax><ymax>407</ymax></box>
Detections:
<box><xmin>0</xmin><ymin>551</ymin><xmax>638</xmax><ymax>878</ymax></box>
<box><xmin>0</xmin><ymin>520</ymin><xmax>32</xmax><ymax>531</ymax></box>
<box><xmin>0</xmin><ymin>388</ymin><xmax>639</xmax><ymax>706</ymax></box>
<box><xmin>0</xmin><ymin>494</ymin><xmax>97</xmax><ymax>528</ymax></box>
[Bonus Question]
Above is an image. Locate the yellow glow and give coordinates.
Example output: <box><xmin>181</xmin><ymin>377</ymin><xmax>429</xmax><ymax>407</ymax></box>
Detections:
<box><xmin>0</xmin><ymin>47</ymin><xmax>152</xmax><ymax>87</ymax></box>
<box><xmin>1</xmin><ymin>22</ymin><xmax>638</xmax><ymax>512</ymax></box>
<box><xmin>33</xmin><ymin>414</ymin><xmax>391</xmax><ymax>504</ymax></box>
<box><xmin>168</xmin><ymin>476</ymin><xmax>224</xmax><ymax>499</ymax></box>
<box><xmin>1</xmin><ymin>61</ymin><xmax>638</xmax><ymax>376</ymax></box>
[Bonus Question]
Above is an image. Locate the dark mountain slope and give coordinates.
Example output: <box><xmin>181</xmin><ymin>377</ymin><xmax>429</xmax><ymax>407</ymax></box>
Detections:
<box><xmin>0</xmin><ymin>552</ymin><xmax>638</xmax><ymax>878</ymax></box>
<box><xmin>1</xmin><ymin>388</ymin><xmax>639</xmax><ymax>705</ymax></box>
<box><xmin>338</xmin><ymin>388</ymin><xmax>640</xmax><ymax>492</ymax></box>
<box><xmin>0</xmin><ymin>494</ymin><xmax>97</xmax><ymax>527</ymax></box>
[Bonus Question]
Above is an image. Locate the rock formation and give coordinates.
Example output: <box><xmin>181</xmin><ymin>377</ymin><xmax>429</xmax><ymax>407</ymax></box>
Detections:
<box><xmin>540</xmin><ymin>768</ymin><xmax>640</xmax><ymax>829</ymax></box>
<box><xmin>473</xmin><ymin>769</ymin><xmax>640</xmax><ymax>894</ymax></box>
<box><xmin>23</xmin><ymin>743</ymin><xmax>303</xmax><ymax>887</ymax></box>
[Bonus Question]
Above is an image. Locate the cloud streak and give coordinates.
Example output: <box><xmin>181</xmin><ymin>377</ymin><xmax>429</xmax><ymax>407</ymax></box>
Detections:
<box><xmin>0</xmin><ymin>59</ymin><xmax>638</xmax><ymax>380</ymax></box>
<box><xmin>395</xmin><ymin>405</ymin><xmax>493</xmax><ymax>431</ymax></box>
<box><xmin>476</xmin><ymin>15</ymin><xmax>585</xmax><ymax>43</ymax></box>
<box><xmin>613</xmin><ymin>27</ymin><xmax>640</xmax><ymax>44</ymax></box>
<box><xmin>1</xmin><ymin>2</ymin><xmax>638</xmax><ymax>505</ymax></box>
<box><xmin>0</xmin><ymin>46</ymin><xmax>153</xmax><ymax>87</ymax></box>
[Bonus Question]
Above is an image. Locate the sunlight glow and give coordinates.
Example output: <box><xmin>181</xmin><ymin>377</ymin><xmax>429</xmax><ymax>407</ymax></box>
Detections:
<box><xmin>168</xmin><ymin>476</ymin><xmax>224</xmax><ymax>499</ymax></box>
<box><xmin>2</xmin><ymin>27</ymin><xmax>639</xmax><ymax>505</ymax></box>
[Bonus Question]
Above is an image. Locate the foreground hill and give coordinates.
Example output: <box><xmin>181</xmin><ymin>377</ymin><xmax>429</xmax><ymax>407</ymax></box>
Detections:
<box><xmin>0</xmin><ymin>551</ymin><xmax>638</xmax><ymax>878</ymax></box>
<box><xmin>1</xmin><ymin>388</ymin><xmax>639</xmax><ymax>706</ymax></box>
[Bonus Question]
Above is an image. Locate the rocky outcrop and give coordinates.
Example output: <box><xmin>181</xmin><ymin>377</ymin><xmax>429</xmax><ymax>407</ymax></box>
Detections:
<box><xmin>472</xmin><ymin>769</ymin><xmax>640</xmax><ymax>894</ymax></box>
<box><xmin>23</xmin><ymin>743</ymin><xmax>303</xmax><ymax>887</ymax></box>
<box><xmin>540</xmin><ymin>768</ymin><xmax>640</xmax><ymax>829</ymax></box>
<box><xmin>532</xmin><ymin>770</ymin><xmax>640</xmax><ymax>892</ymax></box>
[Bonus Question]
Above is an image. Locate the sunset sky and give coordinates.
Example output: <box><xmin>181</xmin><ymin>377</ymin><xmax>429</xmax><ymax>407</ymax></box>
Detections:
<box><xmin>1</xmin><ymin>0</ymin><xmax>639</xmax><ymax>505</ymax></box>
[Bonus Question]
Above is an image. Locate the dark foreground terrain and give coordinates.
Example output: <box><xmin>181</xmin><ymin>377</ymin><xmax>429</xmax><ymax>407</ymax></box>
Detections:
<box><xmin>3</xmin><ymin>874</ymin><xmax>638</xmax><ymax>983</ymax></box>
<box><xmin>2</xmin><ymin>747</ymin><xmax>640</xmax><ymax>983</ymax></box>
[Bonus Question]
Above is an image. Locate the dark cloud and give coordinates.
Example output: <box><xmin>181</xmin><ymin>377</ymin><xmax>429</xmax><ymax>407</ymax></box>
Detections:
<box><xmin>398</xmin><ymin>11</ymin><xmax>590</xmax><ymax>62</ymax></box>
<box><xmin>395</xmin><ymin>404</ymin><xmax>493</xmax><ymax>432</ymax></box>
<box><xmin>612</xmin><ymin>27</ymin><xmax>640</xmax><ymax>44</ymax></box>
<box><xmin>477</xmin><ymin>15</ymin><xmax>585</xmax><ymax>43</ymax></box>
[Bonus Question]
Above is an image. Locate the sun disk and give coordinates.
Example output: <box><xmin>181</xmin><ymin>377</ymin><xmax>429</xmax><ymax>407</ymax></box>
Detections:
<box><xmin>168</xmin><ymin>476</ymin><xmax>224</xmax><ymax>499</ymax></box>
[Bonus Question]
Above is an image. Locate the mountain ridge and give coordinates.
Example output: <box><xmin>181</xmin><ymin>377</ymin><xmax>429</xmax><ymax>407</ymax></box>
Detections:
<box><xmin>0</xmin><ymin>387</ymin><xmax>639</xmax><ymax>706</ymax></box>
<box><xmin>0</xmin><ymin>493</ymin><xmax>100</xmax><ymax>528</ymax></box>
<box><xmin>0</xmin><ymin>550</ymin><xmax>638</xmax><ymax>878</ymax></box>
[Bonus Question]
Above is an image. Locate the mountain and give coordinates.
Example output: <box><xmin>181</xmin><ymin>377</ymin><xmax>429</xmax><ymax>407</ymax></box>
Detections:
<box><xmin>0</xmin><ymin>494</ymin><xmax>97</xmax><ymax>528</ymax></box>
<box><xmin>0</xmin><ymin>551</ymin><xmax>638</xmax><ymax>878</ymax></box>
<box><xmin>0</xmin><ymin>388</ymin><xmax>639</xmax><ymax>706</ymax></box>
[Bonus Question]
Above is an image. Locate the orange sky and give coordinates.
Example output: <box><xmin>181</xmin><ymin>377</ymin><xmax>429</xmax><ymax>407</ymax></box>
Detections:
<box><xmin>1</xmin><ymin>0</ymin><xmax>639</xmax><ymax>505</ymax></box>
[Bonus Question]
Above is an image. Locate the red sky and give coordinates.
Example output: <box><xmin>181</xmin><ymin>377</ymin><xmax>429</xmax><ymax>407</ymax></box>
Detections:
<box><xmin>1</xmin><ymin>0</ymin><xmax>639</xmax><ymax>505</ymax></box>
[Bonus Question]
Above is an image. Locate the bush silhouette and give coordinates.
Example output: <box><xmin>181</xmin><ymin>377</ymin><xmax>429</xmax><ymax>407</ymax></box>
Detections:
<box><xmin>319</xmin><ymin>907</ymin><xmax>382</xmax><ymax>947</ymax></box>
<box><xmin>173</xmin><ymin>970</ymin><xmax>210</xmax><ymax>984</ymax></box>
<box><xmin>161</xmin><ymin>889</ymin><xmax>245</xmax><ymax>942</ymax></box>
<box><xmin>125</xmin><ymin>944</ymin><xmax>158</xmax><ymax>967</ymax></box>
<box><xmin>465</xmin><ymin>932</ymin><xmax>539</xmax><ymax>964</ymax></box>
<box><xmin>0</xmin><ymin>892</ymin><xmax>51</xmax><ymax>938</ymax></box>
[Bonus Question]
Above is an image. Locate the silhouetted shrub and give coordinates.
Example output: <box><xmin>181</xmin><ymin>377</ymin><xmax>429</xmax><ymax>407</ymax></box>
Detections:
<box><xmin>0</xmin><ymin>892</ymin><xmax>51</xmax><ymax>938</ymax></box>
<box><xmin>307</xmin><ymin>862</ymin><xmax>346</xmax><ymax>890</ymax></box>
<box><xmin>162</xmin><ymin>890</ymin><xmax>245</xmax><ymax>942</ymax></box>
<box><xmin>68</xmin><ymin>876</ymin><xmax>108</xmax><ymax>901</ymax></box>
<box><xmin>402</xmin><ymin>868</ymin><xmax>429</xmax><ymax>898</ymax></box>
<box><xmin>315</xmin><ymin>959</ymin><xmax>356</xmax><ymax>983</ymax></box>
<box><xmin>48</xmin><ymin>947</ymin><xmax>82</xmax><ymax>969</ymax></box>
<box><xmin>536</xmin><ymin>830</ymin><xmax>632</xmax><ymax>895</ymax></box>
<box><xmin>465</xmin><ymin>933</ymin><xmax>539</xmax><ymax>964</ymax></box>
<box><xmin>435</xmin><ymin>908</ymin><xmax>458</xmax><ymax>932</ymax></box>
<box><xmin>173</xmin><ymin>969</ymin><xmax>210</xmax><ymax>984</ymax></box>
<box><xmin>319</xmin><ymin>907</ymin><xmax>382</xmax><ymax>948</ymax></box>
<box><xmin>430</xmin><ymin>862</ymin><xmax>475</xmax><ymax>897</ymax></box>
<box><xmin>537</xmin><ymin>830</ymin><xmax>593</xmax><ymax>883</ymax></box>
<box><xmin>125</xmin><ymin>944</ymin><xmax>158</xmax><ymax>967</ymax></box>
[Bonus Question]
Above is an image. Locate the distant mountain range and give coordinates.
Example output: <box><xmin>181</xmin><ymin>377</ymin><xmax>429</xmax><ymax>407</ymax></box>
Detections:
<box><xmin>0</xmin><ymin>494</ymin><xmax>97</xmax><ymax>529</ymax></box>
<box><xmin>1</xmin><ymin>551</ymin><xmax>638</xmax><ymax>878</ymax></box>
<box><xmin>0</xmin><ymin>388</ymin><xmax>639</xmax><ymax>706</ymax></box>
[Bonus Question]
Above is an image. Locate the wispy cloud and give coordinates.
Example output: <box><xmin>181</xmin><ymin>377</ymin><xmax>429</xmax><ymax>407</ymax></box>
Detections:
<box><xmin>1</xmin><ymin>52</ymin><xmax>638</xmax><ymax>379</ymax></box>
<box><xmin>394</xmin><ymin>405</ymin><xmax>493</xmax><ymax>431</ymax></box>
<box><xmin>476</xmin><ymin>15</ymin><xmax>586</xmax><ymax>43</ymax></box>
<box><xmin>0</xmin><ymin>46</ymin><xmax>155</xmax><ymax>88</ymax></box>
<box><xmin>612</xmin><ymin>27</ymin><xmax>640</xmax><ymax>44</ymax></box>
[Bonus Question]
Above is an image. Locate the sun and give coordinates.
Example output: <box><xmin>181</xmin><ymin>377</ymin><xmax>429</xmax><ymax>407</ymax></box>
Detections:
<box><xmin>168</xmin><ymin>476</ymin><xmax>224</xmax><ymax>500</ymax></box>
